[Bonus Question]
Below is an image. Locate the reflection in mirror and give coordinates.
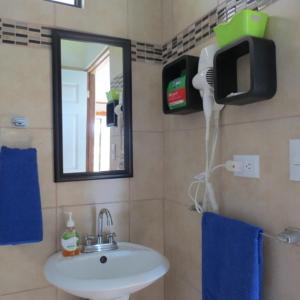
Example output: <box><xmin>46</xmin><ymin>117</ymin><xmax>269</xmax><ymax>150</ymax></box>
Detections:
<box><xmin>52</xmin><ymin>30</ymin><xmax>132</xmax><ymax>181</ymax></box>
<box><xmin>61</xmin><ymin>40</ymin><xmax>124</xmax><ymax>173</ymax></box>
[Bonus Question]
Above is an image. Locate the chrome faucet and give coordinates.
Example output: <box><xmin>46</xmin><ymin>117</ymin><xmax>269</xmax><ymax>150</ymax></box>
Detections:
<box><xmin>82</xmin><ymin>208</ymin><xmax>118</xmax><ymax>253</ymax></box>
<box><xmin>98</xmin><ymin>208</ymin><xmax>113</xmax><ymax>244</ymax></box>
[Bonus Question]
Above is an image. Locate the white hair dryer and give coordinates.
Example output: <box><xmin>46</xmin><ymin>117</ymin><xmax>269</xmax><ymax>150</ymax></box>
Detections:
<box><xmin>190</xmin><ymin>44</ymin><xmax>224</xmax><ymax>213</ymax></box>
<box><xmin>192</xmin><ymin>44</ymin><xmax>223</xmax><ymax>118</ymax></box>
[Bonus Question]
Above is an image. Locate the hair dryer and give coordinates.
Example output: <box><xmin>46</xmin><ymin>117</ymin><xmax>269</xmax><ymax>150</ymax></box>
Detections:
<box><xmin>190</xmin><ymin>44</ymin><xmax>224</xmax><ymax>213</ymax></box>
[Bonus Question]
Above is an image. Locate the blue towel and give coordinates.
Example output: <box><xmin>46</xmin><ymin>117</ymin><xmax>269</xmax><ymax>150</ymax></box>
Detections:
<box><xmin>202</xmin><ymin>212</ymin><xmax>263</xmax><ymax>300</ymax></box>
<box><xmin>0</xmin><ymin>146</ymin><xmax>43</xmax><ymax>245</ymax></box>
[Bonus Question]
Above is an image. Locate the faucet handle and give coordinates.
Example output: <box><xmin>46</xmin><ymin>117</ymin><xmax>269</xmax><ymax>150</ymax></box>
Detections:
<box><xmin>107</xmin><ymin>232</ymin><xmax>117</xmax><ymax>244</ymax></box>
<box><xmin>84</xmin><ymin>235</ymin><xmax>95</xmax><ymax>246</ymax></box>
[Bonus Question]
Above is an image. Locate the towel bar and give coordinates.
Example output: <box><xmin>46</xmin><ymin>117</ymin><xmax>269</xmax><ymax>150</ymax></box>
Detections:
<box><xmin>190</xmin><ymin>205</ymin><xmax>300</xmax><ymax>246</ymax></box>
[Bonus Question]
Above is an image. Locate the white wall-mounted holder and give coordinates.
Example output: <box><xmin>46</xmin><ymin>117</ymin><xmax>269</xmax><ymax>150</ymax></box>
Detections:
<box><xmin>0</xmin><ymin>116</ymin><xmax>32</xmax><ymax>149</ymax></box>
<box><xmin>11</xmin><ymin>116</ymin><xmax>28</xmax><ymax>128</ymax></box>
<box><xmin>289</xmin><ymin>139</ymin><xmax>300</xmax><ymax>181</ymax></box>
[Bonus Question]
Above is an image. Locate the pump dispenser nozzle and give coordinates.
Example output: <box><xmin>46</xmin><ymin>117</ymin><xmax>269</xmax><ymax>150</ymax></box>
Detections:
<box><xmin>65</xmin><ymin>212</ymin><xmax>75</xmax><ymax>228</ymax></box>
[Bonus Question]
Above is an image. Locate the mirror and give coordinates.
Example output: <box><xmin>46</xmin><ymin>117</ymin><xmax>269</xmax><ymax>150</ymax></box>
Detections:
<box><xmin>52</xmin><ymin>29</ymin><xmax>133</xmax><ymax>182</ymax></box>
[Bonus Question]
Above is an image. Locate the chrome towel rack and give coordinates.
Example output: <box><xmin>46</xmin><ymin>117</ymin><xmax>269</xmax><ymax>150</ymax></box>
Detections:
<box><xmin>190</xmin><ymin>205</ymin><xmax>300</xmax><ymax>246</ymax></box>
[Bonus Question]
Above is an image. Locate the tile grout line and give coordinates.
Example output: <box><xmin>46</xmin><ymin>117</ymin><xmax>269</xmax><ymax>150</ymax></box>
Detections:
<box><xmin>163</xmin><ymin>113</ymin><xmax>300</xmax><ymax>133</ymax></box>
<box><xmin>54</xmin><ymin>198</ymin><xmax>162</xmax><ymax>209</ymax></box>
<box><xmin>0</xmin><ymin>286</ymin><xmax>52</xmax><ymax>297</ymax></box>
<box><xmin>165</xmin><ymin>198</ymin><xmax>194</xmax><ymax>210</ymax></box>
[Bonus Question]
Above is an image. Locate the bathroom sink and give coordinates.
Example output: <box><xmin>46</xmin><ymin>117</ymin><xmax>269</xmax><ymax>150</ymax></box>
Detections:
<box><xmin>44</xmin><ymin>242</ymin><xmax>169</xmax><ymax>300</ymax></box>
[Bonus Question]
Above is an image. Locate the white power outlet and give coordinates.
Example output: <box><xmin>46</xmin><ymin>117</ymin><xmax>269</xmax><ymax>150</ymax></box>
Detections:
<box><xmin>233</xmin><ymin>155</ymin><xmax>260</xmax><ymax>178</ymax></box>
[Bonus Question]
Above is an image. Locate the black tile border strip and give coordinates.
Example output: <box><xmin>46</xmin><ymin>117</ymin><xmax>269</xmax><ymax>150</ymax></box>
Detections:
<box><xmin>0</xmin><ymin>0</ymin><xmax>278</xmax><ymax>65</ymax></box>
<box><xmin>110</xmin><ymin>73</ymin><xmax>124</xmax><ymax>89</ymax></box>
<box><xmin>161</xmin><ymin>0</ymin><xmax>278</xmax><ymax>64</ymax></box>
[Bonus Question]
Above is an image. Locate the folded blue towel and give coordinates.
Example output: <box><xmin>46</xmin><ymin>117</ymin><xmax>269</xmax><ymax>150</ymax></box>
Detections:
<box><xmin>202</xmin><ymin>212</ymin><xmax>263</xmax><ymax>300</ymax></box>
<box><xmin>0</xmin><ymin>147</ymin><xmax>43</xmax><ymax>245</ymax></box>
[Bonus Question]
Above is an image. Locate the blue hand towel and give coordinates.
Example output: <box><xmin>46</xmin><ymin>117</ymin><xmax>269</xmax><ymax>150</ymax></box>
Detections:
<box><xmin>0</xmin><ymin>146</ymin><xmax>43</xmax><ymax>245</ymax></box>
<box><xmin>202</xmin><ymin>212</ymin><xmax>263</xmax><ymax>300</ymax></box>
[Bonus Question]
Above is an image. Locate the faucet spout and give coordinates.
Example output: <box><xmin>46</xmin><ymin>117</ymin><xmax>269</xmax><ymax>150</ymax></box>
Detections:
<box><xmin>98</xmin><ymin>208</ymin><xmax>114</xmax><ymax>242</ymax></box>
<box><xmin>82</xmin><ymin>208</ymin><xmax>118</xmax><ymax>253</ymax></box>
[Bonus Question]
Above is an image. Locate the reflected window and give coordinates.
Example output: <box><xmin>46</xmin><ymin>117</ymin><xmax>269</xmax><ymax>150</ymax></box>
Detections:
<box><xmin>46</xmin><ymin>0</ymin><xmax>82</xmax><ymax>8</ymax></box>
<box><xmin>87</xmin><ymin>51</ymin><xmax>111</xmax><ymax>172</ymax></box>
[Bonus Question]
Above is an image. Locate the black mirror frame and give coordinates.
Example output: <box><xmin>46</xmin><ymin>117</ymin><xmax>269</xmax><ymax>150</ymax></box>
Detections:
<box><xmin>52</xmin><ymin>29</ymin><xmax>133</xmax><ymax>182</ymax></box>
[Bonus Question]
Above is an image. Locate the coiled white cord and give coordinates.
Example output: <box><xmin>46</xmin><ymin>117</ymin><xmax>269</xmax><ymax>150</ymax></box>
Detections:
<box><xmin>188</xmin><ymin>158</ymin><xmax>241</xmax><ymax>214</ymax></box>
<box><xmin>188</xmin><ymin>98</ymin><xmax>224</xmax><ymax>214</ymax></box>
<box><xmin>188</xmin><ymin>164</ymin><xmax>222</xmax><ymax>213</ymax></box>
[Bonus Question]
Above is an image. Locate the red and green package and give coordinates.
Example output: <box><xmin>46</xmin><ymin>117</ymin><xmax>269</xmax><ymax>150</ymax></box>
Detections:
<box><xmin>167</xmin><ymin>75</ymin><xmax>187</xmax><ymax>110</ymax></box>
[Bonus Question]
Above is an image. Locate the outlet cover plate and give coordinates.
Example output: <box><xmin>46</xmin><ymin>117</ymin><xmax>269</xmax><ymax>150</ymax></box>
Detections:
<box><xmin>289</xmin><ymin>139</ymin><xmax>300</xmax><ymax>181</ymax></box>
<box><xmin>233</xmin><ymin>155</ymin><xmax>260</xmax><ymax>178</ymax></box>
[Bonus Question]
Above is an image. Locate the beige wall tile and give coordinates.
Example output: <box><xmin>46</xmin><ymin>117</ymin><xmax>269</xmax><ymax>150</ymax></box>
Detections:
<box><xmin>55</xmin><ymin>0</ymin><xmax>128</xmax><ymax>38</ymax></box>
<box><xmin>220</xmin><ymin>117</ymin><xmax>300</xmax><ymax>231</ymax></box>
<box><xmin>57</xmin><ymin>178</ymin><xmax>129</xmax><ymax>206</ymax></box>
<box><xmin>220</xmin><ymin>117</ymin><xmax>300</xmax><ymax>300</ymax></box>
<box><xmin>164</xmin><ymin>201</ymin><xmax>201</xmax><ymax>292</ymax></box>
<box><xmin>165</xmin><ymin>272</ymin><xmax>200</xmax><ymax>300</ymax></box>
<box><xmin>130</xmin><ymin>199</ymin><xmax>164</xmax><ymax>252</ymax></box>
<box><xmin>0</xmin><ymin>287</ymin><xmax>56</xmax><ymax>300</ymax></box>
<box><xmin>131</xmin><ymin>278</ymin><xmax>164</xmax><ymax>300</ymax></box>
<box><xmin>128</xmin><ymin>0</ymin><xmax>162</xmax><ymax>44</ymax></box>
<box><xmin>163</xmin><ymin>112</ymin><xmax>205</xmax><ymax>132</ymax></box>
<box><xmin>132</xmin><ymin>62</ymin><xmax>163</xmax><ymax>132</ymax></box>
<box><xmin>263</xmin><ymin>240</ymin><xmax>300</xmax><ymax>300</ymax></box>
<box><xmin>0</xmin><ymin>209</ymin><xmax>56</xmax><ymax>295</ymax></box>
<box><xmin>172</xmin><ymin>0</ymin><xmax>218</xmax><ymax>35</ymax></box>
<box><xmin>0</xmin><ymin>128</ymin><xmax>56</xmax><ymax>208</ymax></box>
<box><xmin>164</xmin><ymin>128</ymin><xmax>206</xmax><ymax>205</ymax></box>
<box><xmin>0</xmin><ymin>0</ymin><xmax>55</xmax><ymax>25</ymax></box>
<box><xmin>130</xmin><ymin>132</ymin><xmax>163</xmax><ymax>201</ymax></box>
<box><xmin>57</xmin><ymin>289</ymin><xmax>82</xmax><ymax>300</ymax></box>
<box><xmin>162</xmin><ymin>0</ymin><xmax>174</xmax><ymax>42</ymax></box>
<box><xmin>0</xmin><ymin>45</ymin><xmax>52</xmax><ymax>129</ymax></box>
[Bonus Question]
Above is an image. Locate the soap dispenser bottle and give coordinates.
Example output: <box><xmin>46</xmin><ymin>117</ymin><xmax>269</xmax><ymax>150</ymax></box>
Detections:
<box><xmin>61</xmin><ymin>212</ymin><xmax>80</xmax><ymax>257</ymax></box>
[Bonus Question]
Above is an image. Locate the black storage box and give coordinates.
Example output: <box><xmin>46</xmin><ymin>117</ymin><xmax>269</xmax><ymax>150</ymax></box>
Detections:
<box><xmin>106</xmin><ymin>100</ymin><xmax>119</xmax><ymax>127</ymax></box>
<box><xmin>162</xmin><ymin>55</ymin><xmax>202</xmax><ymax>114</ymax></box>
<box><xmin>214</xmin><ymin>36</ymin><xmax>277</xmax><ymax>105</ymax></box>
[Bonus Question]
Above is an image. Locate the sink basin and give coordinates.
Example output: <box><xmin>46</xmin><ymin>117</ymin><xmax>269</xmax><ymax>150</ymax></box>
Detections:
<box><xmin>44</xmin><ymin>242</ymin><xmax>169</xmax><ymax>300</ymax></box>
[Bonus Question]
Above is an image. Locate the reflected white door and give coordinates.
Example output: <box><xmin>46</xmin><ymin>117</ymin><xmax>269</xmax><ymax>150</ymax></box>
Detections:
<box><xmin>62</xmin><ymin>69</ymin><xmax>87</xmax><ymax>173</ymax></box>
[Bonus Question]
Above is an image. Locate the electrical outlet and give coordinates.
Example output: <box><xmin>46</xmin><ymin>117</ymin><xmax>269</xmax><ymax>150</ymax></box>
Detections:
<box><xmin>233</xmin><ymin>155</ymin><xmax>260</xmax><ymax>178</ymax></box>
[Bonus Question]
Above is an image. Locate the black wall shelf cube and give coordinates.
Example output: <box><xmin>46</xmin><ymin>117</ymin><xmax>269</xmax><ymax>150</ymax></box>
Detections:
<box><xmin>106</xmin><ymin>100</ymin><xmax>119</xmax><ymax>127</ymax></box>
<box><xmin>214</xmin><ymin>36</ymin><xmax>277</xmax><ymax>105</ymax></box>
<box><xmin>162</xmin><ymin>55</ymin><xmax>202</xmax><ymax>114</ymax></box>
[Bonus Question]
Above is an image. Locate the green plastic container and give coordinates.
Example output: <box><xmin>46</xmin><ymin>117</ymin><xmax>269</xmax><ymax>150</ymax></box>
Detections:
<box><xmin>214</xmin><ymin>9</ymin><xmax>269</xmax><ymax>47</ymax></box>
<box><xmin>106</xmin><ymin>89</ymin><xmax>120</xmax><ymax>102</ymax></box>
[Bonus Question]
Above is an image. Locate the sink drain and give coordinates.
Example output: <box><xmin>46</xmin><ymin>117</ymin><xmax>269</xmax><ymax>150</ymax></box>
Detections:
<box><xmin>100</xmin><ymin>256</ymin><xmax>108</xmax><ymax>264</ymax></box>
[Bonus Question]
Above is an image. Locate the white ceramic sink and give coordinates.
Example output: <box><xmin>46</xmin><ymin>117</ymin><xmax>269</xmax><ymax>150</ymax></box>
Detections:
<box><xmin>44</xmin><ymin>242</ymin><xmax>169</xmax><ymax>300</ymax></box>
